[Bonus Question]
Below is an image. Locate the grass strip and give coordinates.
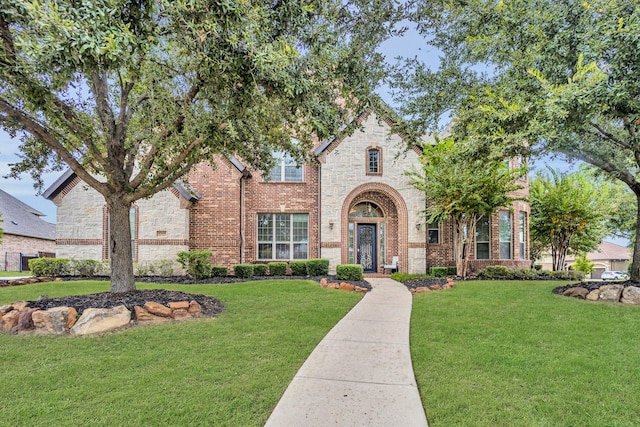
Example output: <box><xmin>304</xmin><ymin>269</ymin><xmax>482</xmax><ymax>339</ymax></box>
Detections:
<box><xmin>0</xmin><ymin>279</ymin><xmax>361</xmax><ymax>426</ymax></box>
<box><xmin>411</xmin><ymin>280</ymin><xmax>640</xmax><ymax>426</ymax></box>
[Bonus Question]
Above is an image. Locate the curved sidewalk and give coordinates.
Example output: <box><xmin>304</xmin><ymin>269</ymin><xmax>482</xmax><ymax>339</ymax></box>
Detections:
<box><xmin>265</xmin><ymin>278</ymin><xmax>428</xmax><ymax>427</ymax></box>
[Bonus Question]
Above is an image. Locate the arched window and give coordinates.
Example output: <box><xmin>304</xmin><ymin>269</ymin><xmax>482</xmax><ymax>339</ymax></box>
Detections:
<box><xmin>349</xmin><ymin>202</ymin><xmax>383</xmax><ymax>218</ymax></box>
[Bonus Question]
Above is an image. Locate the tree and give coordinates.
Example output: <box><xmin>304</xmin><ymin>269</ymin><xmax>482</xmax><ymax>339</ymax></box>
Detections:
<box><xmin>573</xmin><ymin>254</ymin><xmax>595</xmax><ymax>275</ymax></box>
<box><xmin>390</xmin><ymin>0</ymin><xmax>640</xmax><ymax>280</ymax></box>
<box><xmin>0</xmin><ymin>0</ymin><xmax>404</xmax><ymax>292</ymax></box>
<box><xmin>407</xmin><ymin>137</ymin><xmax>524</xmax><ymax>278</ymax></box>
<box><xmin>530</xmin><ymin>169</ymin><xmax>609</xmax><ymax>271</ymax></box>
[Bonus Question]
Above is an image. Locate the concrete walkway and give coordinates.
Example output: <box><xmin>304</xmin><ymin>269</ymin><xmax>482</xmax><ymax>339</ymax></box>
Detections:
<box><xmin>265</xmin><ymin>278</ymin><xmax>428</xmax><ymax>427</ymax></box>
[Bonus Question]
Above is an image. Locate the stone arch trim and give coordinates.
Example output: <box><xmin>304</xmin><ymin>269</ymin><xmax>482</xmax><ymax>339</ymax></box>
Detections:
<box><xmin>341</xmin><ymin>183</ymin><xmax>409</xmax><ymax>273</ymax></box>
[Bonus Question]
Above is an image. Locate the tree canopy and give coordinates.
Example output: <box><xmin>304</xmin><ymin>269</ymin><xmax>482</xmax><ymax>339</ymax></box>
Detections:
<box><xmin>0</xmin><ymin>0</ymin><xmax>404</xmax><ymax>291</ymax></box>
<box><xmin>391</xmin><ymin>0</ymin><xmax>640</xmax><ymax>279</ymax></box>
<box><xmin>530</xmin><ymin>168</ymin><xmax>609</xmax><ymax>271</ymax></box>
<box><xmin>407</xmin><ymin>137</ymin><xmax>524</xmax><ymax>277</ymax></box>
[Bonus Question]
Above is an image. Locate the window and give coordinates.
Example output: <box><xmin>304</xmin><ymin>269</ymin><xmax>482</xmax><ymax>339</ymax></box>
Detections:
<box><xmin>367</xmin><ymin>148</ymin><xmax>381</xmax><ymax>174</ymax></box>
<box><xmin>519</xmin><ymin>211</ymin><xmax>527</xmax><ymax>259</ymax></box>
<box><xmin>268</xmin><ymin>152</ymin><xmax>303</xmax><ymax>182</ymax></box>
<box><xmin>257</xmin><ymin>213</ymin><xmax>308</xmax><ymax>260</ymax></box>
<box><xmin>475</xmin><ymin>215</ymin><xmax>490</xmax><ymax>260</ymax></box>
<box><xmin>499</xmin><ymin>211</ymin><xmax>512</xmax><ymax>259</ymax></box>
<box><xmin>427</xmin><ymin>222</ymin><xmax>440</xmax><ymax>244</ymax></box>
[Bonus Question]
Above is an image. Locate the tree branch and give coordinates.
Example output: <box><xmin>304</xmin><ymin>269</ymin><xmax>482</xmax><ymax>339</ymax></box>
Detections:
<box><xmin>0</xmin><ymin>13</ymin><xmax>16</xmax><ymax>63</ymax></box>
<box><xmin>589</xmin><ymin>121</ymin><xmax>630</xmax><ymax>149</ymax></box>
<box><xmin>0</xmin><ymin>98</ymin><xmax>108</xmax><ymax>195</ymax></box>
<box><xmin>90</xmin><ymin>71</ymin><xmax>117</xmax><ymax>141</ymax></box>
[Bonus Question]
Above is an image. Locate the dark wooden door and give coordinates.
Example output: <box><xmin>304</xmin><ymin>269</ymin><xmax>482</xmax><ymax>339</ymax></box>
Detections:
<box><xmin>357</xmin><ymin>224</ymin><xmax>377</xmax><ymax>273</ymax></box>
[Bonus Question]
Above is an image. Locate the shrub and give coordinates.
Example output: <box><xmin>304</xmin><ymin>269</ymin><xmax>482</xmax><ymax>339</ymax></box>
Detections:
<box><xmin>71</xmin><ymin>259</ymin><xmax>102</xmax><ymax>277</ymax></box>
<box><xmin>211</xmin><ymin>266</ymin><xmax>228</xmax><ymax>277</ymax></box>
<box><xmin>549</xmin><ymin>270</ymin><xmax>585</xmax><ymax>281</ymax></box>
<box><xmin>289</xmin><ymin>260</ymin><xmax>307</xmax><ymax>276</ymax></box>
<box><xmin>479</xmin><ymin>265</ymin><xmax>512</xmax><ymax>279</ymax></box>
<box><xmin>253</xmin><ymin>264</ymin><xmax>267</xmax><ymax>276</ymax></box>
<box><xmin>233</xmin><ymin>264</ymin><xmax>254</xmax><ymax>278</ymax></box>
<box><xmin>307</xmin><ymin>258</ymin><xmax>330</xmax><ymax>276</ymax></box>
<box><xmin>430</xmin><ymin>266</ymin><xmax>456</xmax><ymax>277</ymax></box>
<box><xmin>336</xmin><ymin>264</ymin><xmax>364</xmax><ymax>281</ymax></box>
<box><xmin>151</xmin><ymin>259</ymin><xmax>174</xmax><ymax>277</ymax></box>
<box><xmin>134</xmin><ymin>261</ymin><xmax>153</xmax><ymax>277</ymax></box>
<box><xmin>268</xmin><ymin>262</ymin><xmax>287</xmax><ymax>276</ymax></box>
<box><xmin>177</xmin><ymin>250</ymin><xmax>213</xmax><ymax>279</ymax></box>
<box><xmin>391</xmin><ymin>272</ymin><xmax>431</xmax><ymax>282</ymax></box>
<box><xmin>29</xmin><ymin>258</ymin><xmax>70</xmax><ymax>277</ymax></box>
<box><xmin>512</xmin><ymin>268</ymin><xmax>539</xmax><ymax>280</ymax></box>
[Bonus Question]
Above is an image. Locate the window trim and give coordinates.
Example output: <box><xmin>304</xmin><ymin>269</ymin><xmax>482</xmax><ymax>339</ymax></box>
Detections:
<box><xmin>499</xmin><ymin>210</ymin><xmax>512</xmax><ymax>260</ymax></box>
<box><xmin>519</xmin><ymin>211</ymin><xmax>527</xmax><ymax>260</ymax></box>
<box><xmin>257</xmin><ymin>213</ymin><xmax>309</xmax><ymax>260</ymax></box>
<box><xmin>266</xmin><ymin>151</ymin><xmax>303</xmax><ymax>183</ymax></box>
<box><xmin>427</xmin><ymin>221</ymin><xmax>440</xmax><ymax>245</ymax></box>
<box><xmin>366</xmin><ymin>146</ymin><xmax>382</xmax><ymax>176</ymax></box>
<box><xmin>475</xmin><ymin>215</ymin><xmax>490</xmax><ymax>260</ymax></box>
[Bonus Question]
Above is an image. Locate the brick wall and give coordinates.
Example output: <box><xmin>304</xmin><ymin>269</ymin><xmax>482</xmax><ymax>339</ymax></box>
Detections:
<box><xmin>1</xmin><ymin>233</ymin><xmax>56</xmax><ymax>271</ymax></box>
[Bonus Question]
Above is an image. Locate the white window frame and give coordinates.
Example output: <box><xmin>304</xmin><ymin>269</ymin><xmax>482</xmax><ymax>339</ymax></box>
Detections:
<box><xmin>499</xmin><ymin>211</ymin><xmax>512</xmax><ymax>259</ymax></box>
<box><xmin>519</xmin><ymin>211</ymin><xmax>526</xmax><ymax>260</ymax></box>
<box><xmin>257</xmin><ymin>213</ymin><xmax>308</xmax><ymax>260</ymax></box>
<box><xmin>427</xmin><ymin>222</ymin><xmax>440</xmax><ymax>244</ymax></box>
<box><xmin>268</xmin><ymin>152</ymin><xmax>303</xmax><ymax>182</ymax></box>
<box><xmin>475</xmin><ymin>215</ymin><xmax>490</xmax><ymax>260</ymax></box>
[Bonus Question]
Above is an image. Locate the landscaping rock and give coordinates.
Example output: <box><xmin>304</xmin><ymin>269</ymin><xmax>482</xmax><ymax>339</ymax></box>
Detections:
<box><xmin>319</xmin><ymin>278</ymin><xmax>328</xmax><ymax>288</ymax></box>
<box><xmin>32</xmin><ymin>307</ymin><xmax>72</xmax><ymax>334</ymax></box>
<box><xmin>11</xmin><ymin>301</ymin><xmax>29</xmax><ymax>311</ymax></box>
<box><xmin>188</xmin><ymin>300</ymin><xmax>202</xmax><ymax>315</ymax></box>
<box><xmin>339</xmin><ymin>283</ymin><xmax>355</xmax><ymax>291</ymax></box>
<box><xmin>586</xmin><ymin>289</ymin><xmax>600</xmax><ymax>301</ymax></box>
<box><xmin>429</xmin><ymin>285</ymin><xmax>442</xmax><ymax>291</ymax></box>
<box><xmin>71</xmin><ymin>305</ymin><xmax>131</xmax><ymax>336</ymax></box>
<box><xmin>171</xmin><ymin>309</ymin><xmax>191</xmax><ymax>320</ymax></box>
<box><xmin>328</xmin><ymin>283</ymin><xmax>340</xmax><ymax>289</ymax></box>
<box><xmin>415</xmin><ymin>287</ymin><xmax>430</xmax><ymax>293</ymax></box>
<box><xmin>621</xmin><ymin>286</ymin><xmax>640</xmax><ymax>305</ymax></box>
<box><xmin>0</xmin><ymin>305</ymin><xmax>12</xmax><ymax>316</ymax></box>
<box><xmin>0</xmin><ymin>309</ymin><xmax>20</xmax><ymax>332</ymax></box>
<box><xmin>598</xmin><ymin>284</ymin><xmax>624</xmax><ymax>303</ymax></box>
<box><xmin>17</xmin><ymin>308</ymin><xmax>39</xmax><ymax>331</ymax></box>
<box><xmin>143</xmin><ymin>301</ymin><xmax>172</xmax><ymax>317</ymax></box>
<box><xmin>168</xmin><ymin>301</ymin><xmax>189</xmax><ymax>310</ymax></box>
<box><xmin>354</xmin><ymin>286</ymin><xmax>368</xmax><ymax>293</ymax></box>
<box><xmin>563</xmin><ymin>287</ymin><xmax>589</xmax><ymax>299</ymax></box>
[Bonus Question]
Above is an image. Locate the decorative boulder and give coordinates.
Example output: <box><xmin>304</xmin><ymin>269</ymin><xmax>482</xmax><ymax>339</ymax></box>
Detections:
<box><xmin>188</xmin><ymin>300</ymin><xmax>202</xmax><ymax>315</ymax></box>
<box><xmin>71</xmin><ymin>305</ymin><xmax>131</xmax><ymax>336</ymax></box>
<box><xmin>598</xmin><ymin>284</ymin><xmax>624</xmax><ymax>303</ymax></box>
<box><xmin>17</xmin><ymin>308</ymin><xmax>40</xmax><ymax>331</ymax></box>
<box><xmin>143</xmin><ymin>301</ymin><xmax>172</xmax><ymax>317</ymax></box>
<box><xmin>621</xmin><ymin>286</ymin><xmax>640</xmax><ymax>305</ymax></box>
<box><xmin>0</xmin><ymin>309</ymin><xmax>20</xmax><ymax>332</ymax></box>
<box><xmin>339</xmin><ymin>283</ymin><xmax>355</xmax><ymax>291</ymax></box>
<box><xmin>563</xmin><ymin>287</ymin><xmax>589</xmax><ymax>299</ymax></box>
<box><xmin>586</xmin><ymin>289</ymin><xmax>600</xmax><ymax>301</ymax></box>
<box><xmin>32</xmin><ymin>307</ymin><xmax>74</xmax><ymax>334</ymax></box>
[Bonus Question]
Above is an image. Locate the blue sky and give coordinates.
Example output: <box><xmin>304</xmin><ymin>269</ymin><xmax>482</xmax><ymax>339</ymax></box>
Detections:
<box><xmin>0</xmin><ymin>23</ymin><xmax>585</xmax><ymax>232</ymax></box>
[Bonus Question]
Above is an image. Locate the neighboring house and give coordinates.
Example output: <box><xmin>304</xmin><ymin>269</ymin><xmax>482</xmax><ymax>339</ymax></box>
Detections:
<box><xmin>540</xmin><ymin>241</ymin><xmax>631</xmax><ymax>279</ymax></box>
<box><xmin>0</xmin><ymin>189</ymin><xmax>56</xmax><ymax>271</ymax></box>
<box><xmin>44</xmin><ymin>105</ymin><xmax>531</xmax><ymax>274</ymax></box>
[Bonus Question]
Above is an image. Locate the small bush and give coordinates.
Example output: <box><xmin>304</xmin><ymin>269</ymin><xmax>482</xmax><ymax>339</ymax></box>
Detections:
<box><xmin>233</xmin><ymin>264</ymin><xmax>254</xmax><ymax>278</ymax></box>
<box><xmin>134</xmin><ymin>261</ymin><xmax>153</xmax><ymax>277</ymax></box>
<box><xmin>307</xmin><ymin>258</ymin><xmax>330</xmax><ymax>276</ymax></box>
<box><xmin>549</xmin><ymin>270</ymin><xmax>585</xmax><ymax>281</ymax></box>
<box><xmin>391</xmin><ymin>272</ymin><xmax>431</xmax><ymax>282</ymax></box>
<box><xmin>268</xmin><ymin>262</ymin><xmax>287</xmax><ymax>276</ymax></box>
<box><xmin>336</xmin><ymin>264</ymin><xmax>364</xmax><ymax>281</ymax></box>
<box><xmin>289</xmin><ymin>260</ymin><xmax>307</xmax><ymax>276</ymax></box>
<box><xmin>71</xmin><ymin>259</ymin><xmax>102</xmax><ymax>277</ymax></box>
<box><xmin>211</xmin><ymin>266</ymin><xmax>228</xmax><ymax>277</ymax></box>
<box><xmin>177</xmin><ymin>250</ymin><xmax>213</xmax><ymax>279</ymax></box>
<box><xmin>29</xmin><ymin>258</ymin><xmax>70</xmax><ymax>277</ymax></box>
<box><xmin>253</xmin><ymin>264</ymin><xmax>267</xmax><ymax>276</ymax></box>
<box><xmin>152</xmin><ymin>259</ymin><xmax>174</xmax><ymax>277</ymax></box>
<box><xmin>430</xmin><ymin>266</ymin><xmax>456</xmax><ymax>277</ymax></box>
<box><xmin>479</xmin><ymin>265</ymin><xmax>512</xmax><ymax>279</ymax></box>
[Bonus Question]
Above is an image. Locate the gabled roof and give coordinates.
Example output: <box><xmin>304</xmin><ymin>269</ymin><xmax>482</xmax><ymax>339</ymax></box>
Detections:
<box><xmin>0</xmin><ymin>189</ymin><xmax>55</xmax><ymax>240</ymax></box>
<box><xmin>565</xmin><ymin>241</ymin><xmax>631</xmax><ymax>262</ymax></box>
<box><xmin>314</xmin><ymin>96</ymin><xmax>416</xmax><ymax>157</ymax></box>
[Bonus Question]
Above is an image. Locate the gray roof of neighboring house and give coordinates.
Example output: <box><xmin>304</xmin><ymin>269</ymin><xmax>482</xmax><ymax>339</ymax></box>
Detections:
<box><xmin>0</xmin><ymin>189</ymin><xmax>56</xmax><ymax>241</ymax></box>
<box><xmin>565</xmin><ymin>240</ymin><xmax>631</xmax><ymax>262</ymax></box>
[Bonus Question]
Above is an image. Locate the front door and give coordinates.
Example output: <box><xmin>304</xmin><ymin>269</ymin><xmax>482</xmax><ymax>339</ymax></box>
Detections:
<box><xmin>357</xmin><ymin>224</ymin><xmax>377</xmax><ymax>273</ymax></box>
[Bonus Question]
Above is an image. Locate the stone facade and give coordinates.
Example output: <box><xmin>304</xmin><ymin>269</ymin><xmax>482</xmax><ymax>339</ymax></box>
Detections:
<box><xmin>46</xmin><ymin>106</ymin><xmax>530</xmax><ymax>275</ymax></box>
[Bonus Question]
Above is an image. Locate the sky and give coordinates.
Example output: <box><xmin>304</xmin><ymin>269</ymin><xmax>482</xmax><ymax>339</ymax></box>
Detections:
<box><xmin>0</xmin><ymin>20</ymin><xmax>610</xmax><ymax>241</ymax></box>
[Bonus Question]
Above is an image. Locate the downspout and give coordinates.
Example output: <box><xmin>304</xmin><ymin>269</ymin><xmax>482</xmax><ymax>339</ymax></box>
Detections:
<box><xmin>239</xmin><ymin>174</ymin><xmax>246</xmax><ymax>264</ymax></box>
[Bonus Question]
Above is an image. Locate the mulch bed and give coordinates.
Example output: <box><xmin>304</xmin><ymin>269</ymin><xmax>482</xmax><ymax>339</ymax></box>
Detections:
<box><xmin>16</xmin><ymin>275</ymin><xmax>371</xmax><ymax>316</ymax></box>
<box><xmin>552</xmin><ymin>280</ymin><xmax>640</xmax><ymax>295</ymax></box>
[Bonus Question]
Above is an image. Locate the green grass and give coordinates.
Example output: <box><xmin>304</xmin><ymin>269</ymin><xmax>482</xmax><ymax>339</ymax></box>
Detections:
<box><xmin>0</xmin><ymin>279</ymin><xmax>362</xmax><ymax>426</ymax></box>
<box><xmin>411</xmin><ymin>280</ymin><xmax>640</xmax><ymax>426</ymax></box>
<box><xmin>0</xmin><ymin>271</ymin><xmax>31</xmax><ymax>277</ymax></box>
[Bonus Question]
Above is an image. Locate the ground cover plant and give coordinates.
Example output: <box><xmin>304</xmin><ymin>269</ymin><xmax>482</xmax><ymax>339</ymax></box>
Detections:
<box><xmin>410</xmin><ymin>280</ymin><xmax>640</xmax><ymax>426</ymax></box>
<box><xmin>0</xmin><ymin>279</ymin><xmax>361</xmax><ymax>426</ymax></box>
<box><xmin>0</xmin><ymin>271</ymin><xmax>30</xmax><ymax>277</ymax></box>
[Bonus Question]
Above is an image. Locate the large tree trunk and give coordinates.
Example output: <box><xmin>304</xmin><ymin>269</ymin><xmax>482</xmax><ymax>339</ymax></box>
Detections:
<box><xmin>107</xmin><ymin>196</ymin><xmax>136</xmax><ymax>293</ymax></box>
<box><xmin>630</xmin><ymin>193</ymin><xmax>640</xmax><ymax>282</ymax></box>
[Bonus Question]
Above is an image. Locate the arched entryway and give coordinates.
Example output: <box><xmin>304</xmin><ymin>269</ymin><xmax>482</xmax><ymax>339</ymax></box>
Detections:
<box><xmin>341</xmin><ymin>184</ymin><xmax>408</xmax><ymax>273</ymax></box>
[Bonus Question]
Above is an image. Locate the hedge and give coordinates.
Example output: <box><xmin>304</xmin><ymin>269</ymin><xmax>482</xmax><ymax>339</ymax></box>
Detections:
<box><xmin>177</xmin><ymin>250</ymin><xmax>212</xmax><ymax>279</ymax></box>
<box><xmin>252</xmin><ymin>264</ymin><xmax>267</xmax><ymax>276</ymax></box>
<box><xmin>289</xmin><ymin>260</ymin><xmax>308</xmax><ymax>276</ymax></box>
<box><xmin>29</xmin><ymin>258</ymin><xmax>70</xmax><ymax>277</ymax></box>
<box><xmin>233</xmin><ymin>264</ymin><xmax>254</xmax><ymax>278</ymax></box>
<box><xmin>307</xmin><ymin>258</ymin><xmax>330</xmax><ymax>276</ymax></box>
<box><xmin>429</xmin><ymin>266</ymin><xmax>457</xmax><ymax>277</ymax></box>
<box><xmin>211</xmin><ymin>266</ymin><xmax>228</xmax><ymax>277</ymax></box>
<box><xmin>268</xmin><ymin>262</ymin><xmax>287</xmax><ymax>276</ymax></box>
<box><xmin>336</xmin><ymin>264</ymin><xmax>364</xmax><ymax>281</ymax></box>
<box><xmin>478</xmin><ymin>266</ymin><xmax>585</xmax><ymax>281</ymax></box>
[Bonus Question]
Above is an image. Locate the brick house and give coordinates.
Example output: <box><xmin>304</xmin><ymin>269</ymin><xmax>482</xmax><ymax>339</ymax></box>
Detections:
<box><xmin>44</xmin><ymin>106</ymin><xmax>530</xmax><ymax>274</ymax></box>
<box><xmin>0</xmin><ymin>189</ymin><xmax>56</xmax><ymax>271</ymax></box>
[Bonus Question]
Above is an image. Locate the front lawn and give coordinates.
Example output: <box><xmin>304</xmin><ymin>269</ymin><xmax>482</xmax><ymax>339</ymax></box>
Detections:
<box><xmin>0</xmin><ymin>279</ymin><xmax>361</xmax><ymax>426</ymax></box>
<box><xmin>0</xmin><ymin>271</ymin><xmax>31</xmax><ymax>277</ymax></box>
<box><xmin>411</xmin><ymin>280</ymin><xmax>640</xmax><ymax>426</ymax></box>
